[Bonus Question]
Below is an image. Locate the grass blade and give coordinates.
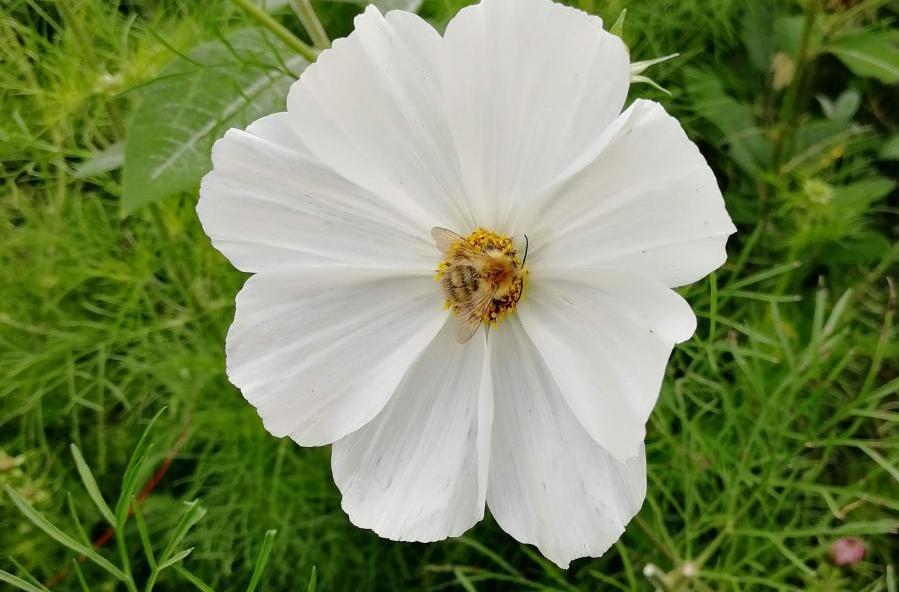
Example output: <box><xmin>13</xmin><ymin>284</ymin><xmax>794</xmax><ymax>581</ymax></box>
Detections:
<box><xmin>72</xmin><ymin>559</ymin><xmax>91</xmax><ymax>592</ymax></box>
<box><xmin>159</xmin><ymin>547</ymin><xmax>195</xmax><ymax>570</ymax></box>
<box><xmin>115</xmin><ymin>407</ymin><xmax>166</xmax><ymax>527</ymax></box>
<box><xmin>0</xmin><ymin>569</ymin><xmax>48</xmax><ymax>592</ymax></box>
<box><xmin>307</xmin><ymin>566</ymin><xmax>317</xmax><ymax>592</ymax></box>
<box><xmin>246</xmin><ymin>529</ymin><xmax>277</xmax><ymax>592</ymax></box>
<box><xmin>5</xmin><ymin>485</ymin><xmax>128</xmax><ymax>583</ymax></box>
<box><xmin>132</xmin><ymin>495</ymin><xmax>157</xmax><ymax>570</ymax></box>
<box><xmin>175</xmin><ymin>566</ymin><xmax>217</xmax><ymax>592</ymax></box>
<box><xmin>160</xmin><ymin>500</ymin><xmax>206</xmax><ymax>565</ymax></box>
<box><xmin>70</xmin><ymin>443</ymin><xmax>116</xmax><ymax>525</ymax></box>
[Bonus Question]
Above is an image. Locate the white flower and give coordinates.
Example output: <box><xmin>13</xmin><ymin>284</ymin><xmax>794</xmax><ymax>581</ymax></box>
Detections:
<box><xmin>197</xmin><ymin>0</ymin><xmax>735</xmax><ymax>568</ymax></box>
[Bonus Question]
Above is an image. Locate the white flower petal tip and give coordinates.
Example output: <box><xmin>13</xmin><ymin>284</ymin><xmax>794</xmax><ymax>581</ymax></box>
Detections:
<box><xmin>519</xmin><ymin>268</ymin><xmax>696</xmax><ymax>462</ymax></box>
<box><xmin>488</xmin><ymin>319</ymin><xmax>647</xmax><ymax>568</ymax></box>
<box><xmin>332</xmin><ymin>322</ymin><xmax>490</xmax><ymax>543</ymax></box>
<box><xmin>521</xmin><ymin>99</ymin><xmax>737</xmax><ymax>288</ymax></box>
<box><xmin>225</xmin><ymin>268</ymin><xmax>447</xmax><ymax>447</ymax></box>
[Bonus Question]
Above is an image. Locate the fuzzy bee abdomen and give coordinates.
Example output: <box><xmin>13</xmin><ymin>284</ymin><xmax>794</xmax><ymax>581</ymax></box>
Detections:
<box><xmin>443</xmin><ymin>264</ymin><xmax>481</xmax><ymax>304</ymax></box>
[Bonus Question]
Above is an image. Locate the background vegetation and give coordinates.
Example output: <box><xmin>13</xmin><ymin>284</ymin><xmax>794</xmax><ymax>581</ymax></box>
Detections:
<box><xmin>1</xmin><ymin>0</ymin><xmax>897</xmax><ymax>590</ymax></box>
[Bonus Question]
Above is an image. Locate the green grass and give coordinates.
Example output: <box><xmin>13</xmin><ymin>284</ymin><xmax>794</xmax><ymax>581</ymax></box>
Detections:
<box><xmin>2</xmin><ymin>0</ymin><xmax>898</xmax><ymax>590</ymax></box>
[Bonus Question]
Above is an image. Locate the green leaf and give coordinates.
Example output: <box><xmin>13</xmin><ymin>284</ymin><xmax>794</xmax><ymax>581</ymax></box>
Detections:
<box><xmin>4</xmin><ymin>485</ymin><xmax>129</xmax><ymax>583</ymax></box>
<box><xmin>160</xmin><ymin>500</ymin><xmax>207</xmax><ymax>565</ymax></box>
<box><xmin>72</xmin><ymin>142</ymin><xmax>124</xmax><ymax>180</ymax></box>
<box><xmin>247</xmin><ymin>529</ymin><xmax>278</xmax><ymax>592</ymax></box>
<box><xmin>115</xmin><ymin>407</ymin><xmax>166</xmax><ymax>527</ymax></box>
<box><xmin>880</xmin><ymin>134</ymin><xmax>899</xmax><ymax>160</ymax></box>
<box><xmin>132</xmin><ymin>495</ymin><xmax>158</xmax><ymax>570</ymax></box>
<box><xmin>70</xmin><ymin>444</ymin><xmax>116</xmax><ymax>525</ymax></box>
<box><xmin>122</xmin><ymin>29</ymin><xmax>307</xmax><ymax>214</ymax></box>
<box><xmin>369</xmin><ymin>0</ymin><xmax>423</xmax><ymax>10</ymax></box>
<box><xmin>71</xmin><ymin>559</ymin><xmax>91</xmax><ymax>592</ymax></box>
<box><xmin>684</xmin><ymin>67</ymin><xmax>772</xmax><ymax>174</ymax></box>
<box><xmin>175</xmin><ymin>566</ymin><xmax>217</xmax><ymax>592</ymax></box>
<box><xmin>320</xmin><ymin>0</ymin><xmax>424</xmax><ymax>13</ymax></box>
<box><xmin>609</xmin><ymin>8</ymin><xmax>626</xmax><ymax>39</ymax></box>
<box><xmin>0</xmin><ymin>569</ymin><xmax>48</xmax><ymax>592</ymax></box>
<box><xmin>826</xmin><ymin>29</ymin><xmax>899</xmax><ymax>84</ymax></box>
<box><xmin>307</xmin><ymin>566</ymin><xmax>318</xmax><ymax>592</ymax></box>
<box><xmin>159</xmin><ymin>547</ymin><xmax>195</xmax><ymax>570</ymax></box>
<box><xmin>741</xmin><ymin>3</ymin><xmax>776</xmax><ymax>73</ymax></box>
<box><xmin>816</xmin><ymin>89</ymin><xmax>860</xmax><ymax>123</ymax></box>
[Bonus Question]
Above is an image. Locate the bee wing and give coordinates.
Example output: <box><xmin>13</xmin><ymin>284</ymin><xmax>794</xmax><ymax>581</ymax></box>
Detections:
<box><xmin>454</xmin><ymin>288</ymin><xmax>495</xmax><ymax>344</ymax></box>
<box><xmin>431</xmin><ymin>227</ymin><xmax>464</xmax><ymax>255</ymax></box>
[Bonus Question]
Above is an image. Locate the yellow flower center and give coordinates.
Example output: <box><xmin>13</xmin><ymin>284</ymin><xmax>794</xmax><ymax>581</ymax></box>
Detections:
<box><xmin>435</xmin><ymin>228</ymin><xmax>528</xmax><ymax>329</ymax></box>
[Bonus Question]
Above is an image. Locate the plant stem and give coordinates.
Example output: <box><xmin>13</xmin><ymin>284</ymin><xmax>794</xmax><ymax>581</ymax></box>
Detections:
<box><xmin>290</xmin><ymin>0</ymin><xmax>330</xmax><ymax>50</ymax></box>
<box><xmin>771</xmin><ymin>0</ymin><xmax>822</xmax><ymax>170</ymax></box>
<box><xmin>229</xmin><ymin>0</ymin><xmax>318</xmax><ymax>62</ymax></box>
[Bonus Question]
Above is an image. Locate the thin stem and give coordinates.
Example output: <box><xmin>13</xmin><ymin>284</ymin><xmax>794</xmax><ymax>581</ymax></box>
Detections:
<box><xmin>115</xmin><ymin>529</ymin><xmax>139</xmax><ymax>592</ymax></box>
<box><xmin>290</xmin><ymin>0</ymin><xmax>330</xmax><ymax>50</ymax></box>
<box><xmin>771</xmin><ymin>0</ymin><xmax>821</xmax><ymax>170</ymax></box>
<box><xmin>229</xmin><ymin>0</ymin><xmax>318</xmax><ymax>62</ymax></box>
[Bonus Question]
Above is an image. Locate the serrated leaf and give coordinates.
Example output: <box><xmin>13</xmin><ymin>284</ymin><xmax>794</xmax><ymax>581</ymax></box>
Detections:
<box><xmin>826</xmin><ymin>30</ymin><xmax>899</xmax><ymax>84</ymax></box>
<box><xmin>122</xmin><ymin>28</ymin><xmax>307</xmax><ymax>214</ymax></box>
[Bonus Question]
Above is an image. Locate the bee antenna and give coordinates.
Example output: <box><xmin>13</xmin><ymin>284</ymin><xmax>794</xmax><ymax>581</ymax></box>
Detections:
<box><xmin>521</xmin><ymin>234</ymin><xmax>529</xmax><ymax>266</ymax></box>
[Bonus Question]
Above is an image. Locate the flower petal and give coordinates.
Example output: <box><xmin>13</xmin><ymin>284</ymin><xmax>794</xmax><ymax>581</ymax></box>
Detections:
<box><xmin>518</xmin><ymin>267</ymin><xmax>696</xmax><ymax>460</ymax></box>
<box><xmin>331</xmin><ymin>321</ymin><xmax>491</xmax><ymax>542</ymax></box>
<box><xmin>198</xmin><ymin>113</ymin><xmax>437</xmax><ymax>273</ymax></box>
<box><xmin>442</xmin><ymin>0</ymin><xmax>629</xmax><ymax>229</ymax></box>
<box><xmin>520</xmin><ymin>99</ymin><xmax>737</xmax><ymax>287</ymax></box>
<box><xmin>287</xmin><ymin>7</ymin><xmax>471</xmax><ymax>232</ymax></box>
<box><xmin>227</xmin><ymin>267</ymin><xmax>446</xmax><ymax>446</ymax></box>
<box><xmin>487</xmin><ymin>318</ymin><xmax>646</xmax><ymax>569</ymax></box>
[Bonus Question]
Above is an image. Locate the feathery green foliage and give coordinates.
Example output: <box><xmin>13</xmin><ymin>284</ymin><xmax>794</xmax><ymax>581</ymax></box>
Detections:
<box><xmin>1</xmin><ymin>0</ymin><xmax>897</xmax><ymax>590</ymax></box>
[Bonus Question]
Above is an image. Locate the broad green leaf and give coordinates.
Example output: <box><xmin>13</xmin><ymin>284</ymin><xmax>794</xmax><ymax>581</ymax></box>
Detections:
<box><xmin>72</xmin><ymin>142</ymin><xmax>124</xmax><ymax>180</ymax></box>
<box><xmin>122</xmin><ymin>29</ymin><xmax>307</xmax><ymax>214</ymax></box>
<box><xmin>826</xmin><ymin>30</ymin><xmax>899</xmax><ymax>84</ymax></box>
<box><xmin>70</xmin><ymin>443</ymin><xmax>116</xmax><ymax>525</ymax></box>
<box><xmin>684</xmin><ymin>67</ymin><xmax>771</xmax><ymax>174</ymax></box>
<box><xmin>741</xmin><ymin>3</ymin><xmax>776</xmax><ymax>73</ymax></box>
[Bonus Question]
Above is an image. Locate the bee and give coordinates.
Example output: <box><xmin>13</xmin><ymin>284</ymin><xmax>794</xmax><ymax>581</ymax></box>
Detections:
<box><xmin>431</xmin><ymin>227</ymin><xmax>528</xmax><ymax>344</ymax></box>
